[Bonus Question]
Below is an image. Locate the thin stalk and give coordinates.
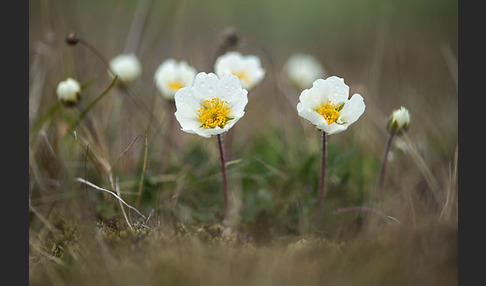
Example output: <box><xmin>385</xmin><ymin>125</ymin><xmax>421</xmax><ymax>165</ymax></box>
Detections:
<box><xmin>76</xmin><ymin>103</ymin><xmax>101</xmax><ymax>146</ymax></box>
<box><xmin>135</xmin><ymin>126</ymin><xmax>149</xmax><ymax>209</ymax></box>
<box><xmin>315</xmin><ymin>131</ymin><xmax>328</xmax><ymax>217</ymax></box>
<box><xmin>375</xmin><ymin>133</ymin><xmax>394</xmax><ymax>202</ymax></box>
<box><xmin>217</xmin><ymin>134</ymin><xmax>229</xmax><ymax>222</ymax></box>
<box><xmin>123</xmin><ymin>0</ymin><xmax>152</xmax><ymax>55</ymax></box>
<box><xmin>161</xmin><ymin>102</ymin><xmax>177</xmax><ymax>173</ymax></box>
<box><xmin>78</xmin><ymin>38</ymin><xmax>115</xmax><ymax>77</ymax></box>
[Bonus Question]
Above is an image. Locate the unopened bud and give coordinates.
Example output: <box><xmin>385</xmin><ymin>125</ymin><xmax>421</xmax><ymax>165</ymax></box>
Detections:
<box><xmin>65</xmin><ymin>32</ymin><xmax>80</xmax><ymax>46</ymax></box>
<box><xmin>56</xmin><ymin>78</ymin><xmax>81</xmax><ymax>107</ymax></box>
<box><xmin>222</xmin><ymin>27</ymin><xmax>239</xmax><ymax>47</ymax></box>
<box><xmin>387</xmin><ymin>106</ymin><xmax>410</xmax><ymax>135</ymax></box>
<box><xmin>108</xmin><ymin>53</ymin><xmax>142</xmax><ymax>86</ymax></box>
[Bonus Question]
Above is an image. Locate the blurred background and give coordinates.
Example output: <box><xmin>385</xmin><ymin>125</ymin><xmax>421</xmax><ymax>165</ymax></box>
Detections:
<box><xmin>29</xmin><ymin>0</ymin><xmax>457</xmax><ymax>283</ymax></box>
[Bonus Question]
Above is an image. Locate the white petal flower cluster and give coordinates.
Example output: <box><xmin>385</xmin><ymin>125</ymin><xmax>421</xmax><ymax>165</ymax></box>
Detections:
<box><xmin>56</xmin><ymin>77</ymin><xmax>81</xmax><ymax>106</ymax></box>
<box><xmin>108</xmin><ymin>53</ymin><xmax>142</xmax><ymax>86</ymax></box>
<box><xmin>214</xmin><ymin>51</ymin><xmax>265</xmax><ymax>90</ymax></box>
<box><xmin>297</xmin><ymin>76</ymin><xmax>365</xmax><ymax>135</ymax></box>
<box><xmin>174</xmin><ymin>72</ymin><xmax>248</xmax><ymax>138</ymax></box>
<box><xmin>154</xmin><ymin>59</ymin><xmax>197</xmax><ymax>100</ymax></box>
<box><xmin>284</xmin><ymin>53</ymin><xmax>326</xmax><ymax>90</ymax></box>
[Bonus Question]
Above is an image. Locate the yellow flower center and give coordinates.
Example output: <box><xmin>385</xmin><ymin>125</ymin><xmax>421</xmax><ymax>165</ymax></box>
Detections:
<box><xmin>317</xmin><ymin>101</ymin><xmax>341</xmax><ymax>124</ymax></box>
<box><xmin>198</xmin><ymin>98</ymin><xmax>231</xmax><ymax>128</ymax></box>
<box><xmin>168</xmin><ymin>81</ymin><xmax>185</xmax><ymax>91</ymax></box>
<box><xmin>232</xmin><ymin>70</ymin><xmax>250</xmax><ymax>84</ymax></box>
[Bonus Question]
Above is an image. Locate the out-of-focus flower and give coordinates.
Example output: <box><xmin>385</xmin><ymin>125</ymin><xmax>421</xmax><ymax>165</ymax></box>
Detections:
<box><xmin>154</xmin><ymin>59</ymin><xmax>197</xmax><ymax>100</ymax></box>
<box><xmin>387</xmin><ymin>106</ymin><xmax>410</xmax><ymax>135</ymax></box>
<box><xmin>108</xmin><ymin>53</ymin><xmax>142</xmax><ymax>86</ymax></box>
<box><xmin>214</xmin><ymin>51</ymin><xmax>265</xmax><ymax>90</ymax></box>
<box><xmin>284</xmin><ymin>53</ymin><xmax>326</xmax><ymax>90</ymax></box>
<box><xmin>297</xmin><ymin>76</ymin><xmax>365</xmax><ymax>135</ymax></box>
<box><xmin>56</xmin><ymin>77</ymin><xmax>81</xmax><ymax>106</ymax></box>
<box><xmin>174</xmin><ymin>72</ymin><xmax>248</xmax><ymax>138</ymax></box>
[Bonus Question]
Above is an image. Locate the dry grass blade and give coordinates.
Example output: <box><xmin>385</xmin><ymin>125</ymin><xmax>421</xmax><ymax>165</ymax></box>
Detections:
<box><xmin>333</xmin><ymin>206</ymin><xmax>400</xmax><ymax>224</ymax></box>
<box><xmin>74</xmin><ymin>177</ymin><xmax>146</xmax><ymax>220</ymax></box>
<box><xmin>440</xmin><ymin>145</ymin><xmax>458</xmax><ymax>221</ymax></box>
<box><xmin>115</xmin><ymin>176</ymin><xmax>133</xmax><ymax>229</ymax></box>
<box><xmin>135</xmin><ymin>126</ymin><xmax>149</xmax><ymax>208</ymax></box>
<box><xmin>402</xmin><ymin>133</ymin><xmax>441</xmax><ymax>204</ymax></box>
<box><xmin>110</xmin><ymin>133</ymin><xmax>142</xmax><ymax>169</ymax></box>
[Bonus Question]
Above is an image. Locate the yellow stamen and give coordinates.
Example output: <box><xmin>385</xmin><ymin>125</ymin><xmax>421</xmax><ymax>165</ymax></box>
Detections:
<box><xmin>232</xmin><ymin>70</ymin><xmax>250</xmax><ymax>84</ymax></box>
<box><xmin>168</xmin><ymin>81</ymin><xmax>185</xmax><ymax>91</ymax></box>
<box><xmin>317</xmin><ymin>101</ymin><xmax>341</xmax><ymax>124</ymax></box>
<box><xmin>198</xmin><ymin>98</ymin><xmax>231</xmax><ymax>128</ymax></box>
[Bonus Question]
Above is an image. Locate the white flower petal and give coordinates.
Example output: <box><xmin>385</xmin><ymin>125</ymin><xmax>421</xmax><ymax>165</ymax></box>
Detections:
<box><xmin>297</xmin><ymin>106</ymin><xmax>326</xmax><ymax>127</ymax></box>
<box><xmin>191</xmin><ymin>72</ymin><xmax>220</xmax><ymax>101</ymax></box>
<box><xmin>298</xmin><ymin>81</ymin><xmax>329</xmax><ymax>110</ymax></box>
<box><xmin>339</xmin><ymin>93</ymin><xmax>365</xmax><ymax>125</ymax></box>
<box><xmin>320</xmin><ymin>76</ymin><xmax>349</xmax><ymax>104</ymax></box>
<box><xmin>215</xmin><ymin>74</ymin><xmax>248</xmax><ymax>117</ymax></box>
<box><xmin>319</xmin><ymin>122</ymin><xmax>348</xmax><ymax>135</ymax></box>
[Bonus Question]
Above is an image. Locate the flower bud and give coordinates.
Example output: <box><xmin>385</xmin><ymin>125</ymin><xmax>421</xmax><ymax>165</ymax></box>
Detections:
<box><xmin>387</xmin><ymin>106</ymin><xmax>410</xmax><ymax>135</ymax></box>
<box><xmin>108</xmin><ymin>53</ymin><xmax>142</xmax><ymax>86</ymax></box>
<box><xmin>56</xmin><ymin>78</ymin><xmax>81</xmax><ymax>107</ymax></box>
<box><xmin>222</xmin><ymin>27</ymin><xmax>239</xmax><ymax>47</ymax></box>
<box><xmin>65</xmin><ymin>32</ymin><xmax>80</xmax><ymax>46</ymax></box>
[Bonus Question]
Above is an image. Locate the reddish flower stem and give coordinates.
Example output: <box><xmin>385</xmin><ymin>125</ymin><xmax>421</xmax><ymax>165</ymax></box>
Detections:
<box><xmin>375</xmin><ymin>133</ymin><xmax>394</xmax><ymax>202</ymax></box>
<box><xmin>315</xmin><ymin>131</ymin><xmax>328</xmax><ymax>217</ymax></box>
<box><xmin>217</xmin><ymin>134</ymin><xmax>229</xmax><ymax>222</ymax></box>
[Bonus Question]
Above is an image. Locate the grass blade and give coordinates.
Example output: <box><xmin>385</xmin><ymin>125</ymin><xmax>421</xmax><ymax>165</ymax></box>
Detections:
<box><xmin>72</xmin><ymin>75</ymin><xmax>118</xmax><ymax>130</ymax></box>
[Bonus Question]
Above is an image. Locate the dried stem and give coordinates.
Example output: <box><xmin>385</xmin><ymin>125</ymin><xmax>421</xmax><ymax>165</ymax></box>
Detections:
<box><xmin>115</xmin><ymin>176</ymin><xmax>133</xmax><ymax>230</ymax></box>
<box><xmin>124</xmin><ymin>0</ymin><xmax>152</xmax><ymax>55</ymax></box>
<box><xmin>333</xmin><ymin>206</ymin><xmax>400</xmax><ymax>224</ymax></box>
<box><xmin>135</xmin><ymin>126</ymin><xmax>149</xmax><ymax>208</ymax></box>
<box><xmin>375</xmin><ymin>133</ymin><xmax>394</xmax><ymax>202</ymax></box>
<box><xmin>75</xmin><ymin>177</ymin><xmax>146</xmax><ymax>220</ymax></box>
<box><xmin>76</xmin><ymin>103</ymin><xmax>101</xmax><ymax>146</ymax></box>
<box><xmin>217</xmin><ymin>134</ymin><xmax>229</xmax><ymax>223</ymax></box>
<box><xmin>77</xmin><ymin>38</ymin><xmax>115</xmax><ymax>77</ymax></box>
<box><xmin>161</xmin><ymin>102</ymin><xmax>177</xmax><ymax>173</ymax></box>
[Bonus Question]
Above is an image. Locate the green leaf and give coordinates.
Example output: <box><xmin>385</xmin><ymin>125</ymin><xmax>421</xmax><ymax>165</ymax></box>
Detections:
<box><xmin>29</xmin><ymin>102</ymin><xmax>61</xmax><ymax>136</ymax></box>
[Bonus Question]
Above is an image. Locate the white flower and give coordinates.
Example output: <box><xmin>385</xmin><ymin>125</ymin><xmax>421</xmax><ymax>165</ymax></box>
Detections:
<box><xmin>154</xmin><ymin>59</ymin><xmax>197</xmax><ymax>100</ymax></box>
<box><xmin>284</xmin><ymin>53</ymin><xmax>326</xmax><ymax>90</ymax></box>
<box><xmin>387</xmin><ymin>106</ymin><xmax>410</xmax><ymax>135</ymax></box>
<box><xmin>214</xmin><ymin>51</ymin><xmax>265</xmax><ymax>90</ymax></box>
<box><xmin>56</xmin><ymin>77</ymin><xmax>81</xmax><ymax>106</ymax></box>
<box><xmin>297</xmin><ymin>76</ymin><xmax>365</xmax><ymax>135</ymax></box>
<box><xmin>174</xmin><ymin>72</ymin><xmax>248</xmax><ymax>138</ymax></box>
<box><xmin>108</xmin><ymin>53</ymin><xmax>142</xmax><ymax>86</ymax></box>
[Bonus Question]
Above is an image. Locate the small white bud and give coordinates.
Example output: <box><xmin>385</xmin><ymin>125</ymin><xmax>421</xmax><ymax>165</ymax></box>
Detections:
<box><xmin>56</xmin><ymin>77</ymin><xmax>81</xmax><ymax>106</ymax></box>
<box><xmin>387</xmin><ymin>106</ymin><xmax>410</xmax><ymax>135</ymax></box>
<box><xmin>108</xmin><ymin>53</ymin><xmax>142</xmax><ymax>86</ymax></box>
